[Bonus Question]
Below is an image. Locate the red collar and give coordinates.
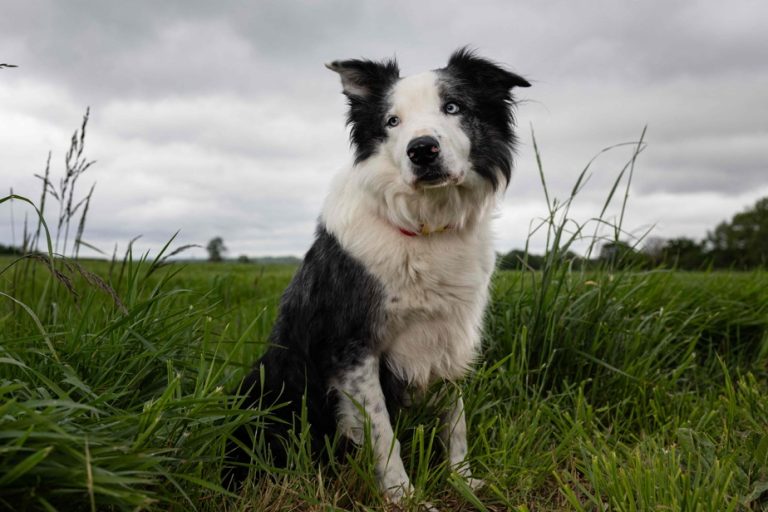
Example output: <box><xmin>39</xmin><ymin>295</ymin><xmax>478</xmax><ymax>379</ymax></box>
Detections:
<box><xmin>396</xmin><ymin>223</ymin><xmax>454</xmax><ymax>237</ymax></box>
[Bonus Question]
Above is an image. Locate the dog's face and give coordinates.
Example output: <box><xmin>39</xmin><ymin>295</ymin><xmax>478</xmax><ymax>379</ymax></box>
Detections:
<box><xmin>327</xmin><ymin>48</ymin><xmax>530</xmax><ymax>195</ymax></box>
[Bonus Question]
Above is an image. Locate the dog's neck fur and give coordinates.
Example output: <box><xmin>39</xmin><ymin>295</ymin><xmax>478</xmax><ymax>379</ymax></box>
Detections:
<box><xmin>323</xmin><ymin>159</ymin><xmax>499</xmax><ymax>239</ymax></box>
<box><xmin>321</xmin><ymin>162</ymin><xmax>499</xmax><ymax>387</ymax></box>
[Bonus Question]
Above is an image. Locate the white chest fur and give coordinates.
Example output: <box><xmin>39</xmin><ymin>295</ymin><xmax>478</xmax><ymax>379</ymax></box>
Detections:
<box><xmin>378</xmin><ymin>231</ymin><xmax>494</xmax><ymax>388</ymax></box>
<box><xmin>322</xmin><ymin>167</ymin><xmax>497</xmax><ymax>389</ymax></box>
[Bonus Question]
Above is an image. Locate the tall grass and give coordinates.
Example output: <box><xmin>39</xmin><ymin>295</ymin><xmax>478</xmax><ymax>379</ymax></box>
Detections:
<box><xmin>0</xmin><ymin>227</ymin><xmax>268</xmax><ymax>510</ymax></box>
<box><xmin>1</xmin><ymin>127</ymin><xmax>767</xmax><ymax>511</ymax></box>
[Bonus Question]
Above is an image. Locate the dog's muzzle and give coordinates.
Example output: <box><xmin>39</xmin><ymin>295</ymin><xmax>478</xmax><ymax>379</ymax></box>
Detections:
<box><xmin>407</xmin><ymin>136</ymin><xmax>450</xmax><ymax>186</ymax></box>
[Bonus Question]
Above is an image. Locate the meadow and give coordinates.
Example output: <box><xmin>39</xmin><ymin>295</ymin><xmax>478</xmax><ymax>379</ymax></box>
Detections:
<box><xmin>1</xmin><ymin>129</ymin><xmax>767</xmax><ymax>511</ymax></box>
<box><xmin>1</xmin><ymin>248</ymin><xmax>767</xmax><ymax>511</ymax></box>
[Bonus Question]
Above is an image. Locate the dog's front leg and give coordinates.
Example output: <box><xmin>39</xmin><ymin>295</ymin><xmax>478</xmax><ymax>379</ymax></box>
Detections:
<box><xmin>440</xmin><ymin>392</ymin><xmax>484</xmax><ymax>490</ymax></box>
<box><xmin>335</xmin><ymin>355</ymin><xmax>412</xmax><ymax>502</ymax></box>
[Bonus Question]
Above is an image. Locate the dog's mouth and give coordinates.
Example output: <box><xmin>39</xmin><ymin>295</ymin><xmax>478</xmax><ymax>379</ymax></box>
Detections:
<box><xmin>417</xmin><ymin>176</ymin><xmax>451</xmax><ymax>189</ymax></box>
<box><xmin>413</xmin><ymin>167</ymin><xmax>456</xmax><ymax>189</ymax></box>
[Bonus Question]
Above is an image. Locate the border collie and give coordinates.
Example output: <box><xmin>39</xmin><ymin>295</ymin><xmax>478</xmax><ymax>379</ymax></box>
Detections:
<box><xmin>226</xmin><ymin>48</ymin><xmax>529</xmax><ymax>504</ymax></box>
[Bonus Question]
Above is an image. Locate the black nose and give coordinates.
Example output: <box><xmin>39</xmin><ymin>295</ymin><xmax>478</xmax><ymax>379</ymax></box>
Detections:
<box><xmin>407</xmin><ymin>136</ymin><xmax>440</xmax><ymax>166</ymax></box>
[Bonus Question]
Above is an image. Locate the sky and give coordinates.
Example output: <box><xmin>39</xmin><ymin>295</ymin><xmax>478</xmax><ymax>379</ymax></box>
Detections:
<box><xmin>2</xmin><ymin>0</ymin><xmax>767</xmax><ymax>259</ymax></box>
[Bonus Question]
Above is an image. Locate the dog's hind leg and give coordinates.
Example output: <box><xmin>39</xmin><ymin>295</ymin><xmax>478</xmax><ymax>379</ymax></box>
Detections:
<box><xmin>333</xmin><ymin>354</ymin><xmax>413</xmax><ymax>503</ymax></box>
<box><xmin>439</xmin><ymin>391</ymin><xmax>484</xmax><ymax>491</ymax></box>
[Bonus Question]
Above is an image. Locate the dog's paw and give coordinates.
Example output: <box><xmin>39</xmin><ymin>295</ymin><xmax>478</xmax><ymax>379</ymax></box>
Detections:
<box><xmin>379</xmin><ymin>461</ymin><xmax>413</xmax><ymax>503</ymax></box>
<box><xmin>451</xmin><ymin>468</ymin><xmax>486</xmax><ymax>492</ymax></box>
<box><xmin>465</xmin><ymin>476</ymin><xmax>486</xmax><ymax>491</ymax></box>
<box><xmin>386</xmin><ymin>495</ymin><xmax>438</xmax><ymax>512</ymax></box>
<box><xmin>382</xmin><ymin>480</ymin><xmax>414</xmax><ymax>504</ymax></box>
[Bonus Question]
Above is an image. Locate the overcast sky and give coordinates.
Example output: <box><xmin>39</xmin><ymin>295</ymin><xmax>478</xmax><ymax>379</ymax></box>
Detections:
<box><xmin>2</xmin><ymin>1</ymin><xmax>767</xmax><ymax>258</ymax></box>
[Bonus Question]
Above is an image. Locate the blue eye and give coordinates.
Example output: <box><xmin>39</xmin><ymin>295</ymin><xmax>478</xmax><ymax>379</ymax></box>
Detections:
<box><xmin>386</xmin><ymin>115</ymin><xmax>400</xmax><ymax>127</ymax></box>
<box><xmin>444</xmin><ymin>102</ymin><xmax>461</xmax><ymax>115</ymax></box>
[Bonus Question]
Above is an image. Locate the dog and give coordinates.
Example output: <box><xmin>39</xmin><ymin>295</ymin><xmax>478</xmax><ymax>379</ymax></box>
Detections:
<box><xmin>225</xmin><ymin>48</ymin><xmax>529</xmax><ymax>503</ymax></box>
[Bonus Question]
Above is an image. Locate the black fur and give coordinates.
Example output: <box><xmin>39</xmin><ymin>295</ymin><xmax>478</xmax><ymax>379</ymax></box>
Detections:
<box><xmin>437</xmin><ymin>47</ymin><xmax>530</xmax><ymax>189</ymax></box>
<box><xmin>327</xmin><ymin>58</ymin><xmax>401</xmax><ymax>163</ymax></box>
<box><xmin>224</xmin><ymin>225</ymin><xmax>407</xmax><ymax>485</ymax></box>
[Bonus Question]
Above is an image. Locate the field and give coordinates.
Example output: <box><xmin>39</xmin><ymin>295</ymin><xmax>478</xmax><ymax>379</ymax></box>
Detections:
<box><xmin>1</xmin><ymin>248</ymin><xmax>767</xmax><ymax>511</ymax></box>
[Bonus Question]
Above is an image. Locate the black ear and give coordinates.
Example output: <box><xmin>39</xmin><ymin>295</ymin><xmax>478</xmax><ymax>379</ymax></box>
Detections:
<box><xmin>446</xmin><ymin>47</ymin><xmax>530</xmax><ymax>92</ymax></box>
<box><xmin>325</xmin><ymin>58</ymin><xmax>400</xmax><ymax>98</ymax></box>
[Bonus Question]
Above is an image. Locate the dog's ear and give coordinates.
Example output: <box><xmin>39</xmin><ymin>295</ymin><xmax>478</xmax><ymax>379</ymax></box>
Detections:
<box><xmin>446</xmin><ymin>47</ymin><xmax>530</xmax><ymax>93</ymax></box>
<box><xmin>326</xmin><ymin>58</ymin><xmax>400</xmax><ymax>98</ymax></box>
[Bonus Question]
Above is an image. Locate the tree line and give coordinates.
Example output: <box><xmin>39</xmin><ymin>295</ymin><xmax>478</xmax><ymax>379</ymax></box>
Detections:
<box><xmin>499</xmin><ymin>196</ymin><xmax>768</xmax><ymax>271</ymax></box>
<box><xmin>0</xmin><ymin>243</ymin><xmax>22</xmax><ymax>256</ymax></box>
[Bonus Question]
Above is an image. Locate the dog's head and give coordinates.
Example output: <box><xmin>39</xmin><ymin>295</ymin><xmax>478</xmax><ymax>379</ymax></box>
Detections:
<box><xmin>327</xmin><ymin>48</ymin><xmax>529</xmax><ymax>195</ymax></box>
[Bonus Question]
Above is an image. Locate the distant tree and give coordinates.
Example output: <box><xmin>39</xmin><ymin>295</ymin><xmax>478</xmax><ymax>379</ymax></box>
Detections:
<box><xmin>559</xmin><ymin>250</ymin><xmax>585</xmax><ymax>270</ymax></box>
<box><xmin>497</xmin><ymin>249</ymin><xmax>545</xmax><ymax>270</ymax></box>
<box><xmin>661</xmin><ymin>237</ymin><xmax>707</xmax><ymax>270</ymax></box>
<box><xmin>599</xmin><ymin>240</ymin><xmax>644</xmax><ymax>268</ymax></box>
<box><xmin>0</xmin><ymin>243</ymin><xmax>22</xmax><ymax>255</ymax></box>
<box><xmin>497</xmin><ymin>249</ymin><xmax>585</xmax><ymax>271</ymax></box>
<box><xmin>642</xmin><ymin>236</ymin><xmax>667</xmax><ymax>266</ymax></box>
<box><xmin>237</xmin><ymin>254</ymin><xmax>250</xmax><ymax>263</ymax></box>
<box><xmin>706</xmin><ymin>197</ymin><xmax>768</xmax><ymax>269</ymax></box>
<box><xmin>498</xmin><ymin>250</ymin><xmax>525</xmax><ymax>270</ymax></box>
<box><xmin>206</xmin><ymin>237</ymin><xmax>227</xmax><ymax>262</ymax></box>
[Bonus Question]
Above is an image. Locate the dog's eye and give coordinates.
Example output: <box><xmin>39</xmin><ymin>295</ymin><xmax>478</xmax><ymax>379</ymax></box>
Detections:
<box><xmin>386</xmin><ymin>115</ymin><xmax>400</xmax><ymax>128</ymax></box>
<box><xmin>443</xmin><ymin>102</ymin><xmax>461</xmax><ymax>115</ymax></box>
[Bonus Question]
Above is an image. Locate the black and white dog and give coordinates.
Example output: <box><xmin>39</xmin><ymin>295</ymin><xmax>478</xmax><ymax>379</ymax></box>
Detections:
<box><xmin>227</xmin><ymin>48</ymin><xmax>529</xmax><ymax>503</ymax></box>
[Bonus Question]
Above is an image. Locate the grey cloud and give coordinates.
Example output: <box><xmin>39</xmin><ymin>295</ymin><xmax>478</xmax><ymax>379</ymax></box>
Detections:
<box><xmin>97</xmin><ymin>94</ymin><xmax>348</xmax><ymax>161</ymax></box>
<box><xmin>0</xmin><ymin>1</ymin><xmax>376</xmax><ymax>101</ymax></box>
<box><xmin>6</xmin><ymin>1</ymin><xmax>765</xmax><ymax>102</ymax></box>
<box><xmin>642</xmin><ymin>133</ymin><xmax>767</xmax><ymax>194</ymax></box>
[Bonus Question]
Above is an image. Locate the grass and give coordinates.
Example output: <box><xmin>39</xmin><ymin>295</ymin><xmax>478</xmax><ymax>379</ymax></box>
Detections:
<box><xmin>1</xmin><ymin>252</ymin><xmax>767</xmax><ymax>511</ymax></box>
<box><xmin>1</xmin><ymin>129</ymin><xmax>767</xmax><ymax>510</ymax></box>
